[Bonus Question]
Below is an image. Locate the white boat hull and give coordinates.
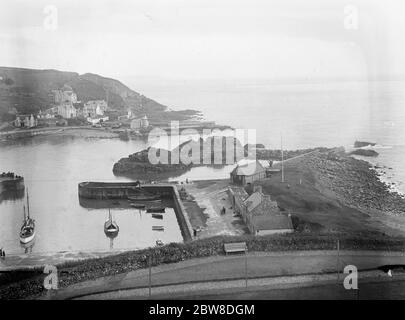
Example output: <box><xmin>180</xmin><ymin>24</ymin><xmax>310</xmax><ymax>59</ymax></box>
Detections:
<box><xmin>20</xmin><ymin>231</ymin><xmax>35</xmax><ymax>244</ymax></box>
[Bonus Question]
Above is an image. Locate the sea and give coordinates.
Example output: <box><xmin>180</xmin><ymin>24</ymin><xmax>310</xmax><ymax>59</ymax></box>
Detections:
<box><xmin>134</xmin><ymin>78</ymin><xmax>405</xmax><ymax>194</ymax></box>
<box><xmin>1</xmin><ymin>79</ymin><xmax>404</xmax><ymax>254</ymax></box>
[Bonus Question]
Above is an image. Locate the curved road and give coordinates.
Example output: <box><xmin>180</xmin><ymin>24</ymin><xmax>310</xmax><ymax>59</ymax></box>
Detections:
<box><xmin>45</xmin><ymin>250</ymin><xmax>405</xmax><ymax>300</ymax></box>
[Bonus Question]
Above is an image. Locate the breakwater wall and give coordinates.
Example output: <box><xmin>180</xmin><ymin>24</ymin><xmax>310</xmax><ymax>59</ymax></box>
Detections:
<box><xmin>78</xmin><ymin>182</ymin><xmax>193</xmax><ymax>241</ymax></box>
<box><xmin>0</xmin><ymin>177</ymin><xmax>24</xmax><ymax>194</ymax></box>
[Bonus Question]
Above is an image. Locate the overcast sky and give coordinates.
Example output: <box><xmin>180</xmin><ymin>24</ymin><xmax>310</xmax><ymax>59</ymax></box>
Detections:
<box><xmin>0</xmin><ymin>0</ymin><xmax>404</xmax><ymax>81</ymax></box>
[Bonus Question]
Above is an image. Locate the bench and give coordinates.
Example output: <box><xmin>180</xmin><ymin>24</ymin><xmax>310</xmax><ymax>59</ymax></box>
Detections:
<box><xmin>224</xmin><ymin>242</ymin><xmax>247</xmax><ymax>255</ymax></box>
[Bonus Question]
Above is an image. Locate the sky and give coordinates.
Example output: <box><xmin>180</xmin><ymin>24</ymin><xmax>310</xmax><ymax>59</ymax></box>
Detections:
<box><xmin>0</xmin><ymin>0</ymin><xmax>404</xmax><ymax>81</ymax></box>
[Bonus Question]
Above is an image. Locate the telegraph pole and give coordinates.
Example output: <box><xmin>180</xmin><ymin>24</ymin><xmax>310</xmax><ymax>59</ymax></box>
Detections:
<box><xmin>281</xmin><ymin>134</ymin><xmax>285</xmax><ymax>183</ymax></box>
<box><xmin>148</xmin><ymin>253</ymin><xmax>152</xmax><ymax>298</ymax></box>
<box><xmin>336</xmin><ymin>239</ymin><xmax>340</xmax><ymax>282</ymax></box>
<box><xmin>245</xmin><ymin>249</ymin><xmax>248</xmax><ymax>289</ymax></box>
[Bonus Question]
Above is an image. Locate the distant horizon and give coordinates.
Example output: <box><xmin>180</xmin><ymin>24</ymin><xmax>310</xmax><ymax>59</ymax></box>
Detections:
<box><xmin>2</xmin><ymin>64</ymin><xmax>405</xmax><ymax>86</ymax></box>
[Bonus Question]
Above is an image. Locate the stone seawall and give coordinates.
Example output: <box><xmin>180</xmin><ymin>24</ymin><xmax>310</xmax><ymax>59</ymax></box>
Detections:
<box><xmin>0</xmin><ymin>177</ymin><xmax>24</xmax><ymax>194</ymax></box>
<box><xmin>172</xmin><ymin>186</ymin><xmax>193</xmax><ymax>241</ymax></box>
<box><xmin>78</xmin><ymin>182</ymin><xmax>193</xmax><ymax>241</ymax></box>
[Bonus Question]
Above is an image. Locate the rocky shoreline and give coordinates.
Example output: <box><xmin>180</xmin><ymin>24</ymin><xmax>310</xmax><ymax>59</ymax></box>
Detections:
<box><xmin>286</xmin><ymin>149</ymin><xmax>405</xmax><ymax>216</ymax></box>
<box><xmin>113</xmin><ymin>138</ymin><xmax>405</xmax><ymax>217</ymax></box>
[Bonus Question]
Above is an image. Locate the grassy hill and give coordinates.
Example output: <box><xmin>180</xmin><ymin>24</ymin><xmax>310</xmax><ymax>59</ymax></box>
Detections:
<box><xmin>0</xmin><ymin>67</ymin><xmax>200</xmax><ymax>122</ymax></box>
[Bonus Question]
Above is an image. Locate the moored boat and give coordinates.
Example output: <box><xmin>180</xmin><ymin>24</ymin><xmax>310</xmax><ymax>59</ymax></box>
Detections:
<box><xmin>104</xmin><ymin>209</ymin><xmax>119</xmax><ymax>234</ymax></box>
<box><xmin>130</xmin><ymin>203</ymin><xmax>146</xmax><ymax>209</ymax></box>
<box><xmin>151</xmin><ymin>213</ymin><xmax>163</xmax><ymax>219</ymax></box>
<box><xmin>147</xmin><ymin>207</ymin><xmax>165</xmax><ymax>213</ymax></box>
<box><xmin>152</xmin><ymin>225</ymin><xmax>164</xmax><ymax>231</ymax></box>
<box><xmin>19</xmin><ymin>189</ymin><xmax>35</xmax><ymax>244</ymax></box>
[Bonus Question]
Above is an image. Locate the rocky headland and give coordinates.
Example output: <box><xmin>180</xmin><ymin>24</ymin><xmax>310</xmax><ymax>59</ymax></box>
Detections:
<box><xmin>113</xmin><ymin>147</ymin><xmax>193</xmax><ymax>180</ymax></box>
<box><xmin>113</xmin><ymin>136</ymin><xmax>246</xmax><ymax>180</ymax></box>
<box><xmin>113</xmin><ymin>137</ymin><xmax>334</xmax><ymax>180</ymax></box>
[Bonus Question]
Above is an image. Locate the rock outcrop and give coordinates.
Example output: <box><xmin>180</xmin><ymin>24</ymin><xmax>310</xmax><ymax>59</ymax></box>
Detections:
<box><xmin>349</xmin><ymin>149</ymin><xmax>379</xmax><ymax>157</ymax></box>
<box><xmin>113</xmin><ymin>136</ymin><xmax>246</xmax><ymax>179</ymax></box>
<box><xmin>354</xmin><ymin>141</ymin><xmax>376</xmax><ymax>148</ymax></box>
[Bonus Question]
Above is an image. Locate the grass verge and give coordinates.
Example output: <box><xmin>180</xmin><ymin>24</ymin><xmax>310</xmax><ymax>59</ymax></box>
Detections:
<box><xmin>1</xmin><ymin>233</ymin><xmax>404</xmax><ymax>299</ymax></box>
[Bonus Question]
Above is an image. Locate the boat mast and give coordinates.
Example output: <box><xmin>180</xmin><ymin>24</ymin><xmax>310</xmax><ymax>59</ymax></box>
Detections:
<box><xmin>26</xmin><ymin>188</ymin><xmax>30</xmax><ymax>219</ymax></box>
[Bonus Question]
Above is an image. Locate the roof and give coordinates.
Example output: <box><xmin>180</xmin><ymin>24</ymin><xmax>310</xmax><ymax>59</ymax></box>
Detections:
<box><xmin>252</xmin><ymin>214</ymin><xmax>293</xmax><ymax>231</ymax></box>
<box><xmin>228</xmin><ymin>186</ymin><xmax>249</xmax><ymax>203</ymax></box>
<box><xmin>244</xmin><ymin>191</ymin><xmax>280</xmax><ymax>215</ymax></box>
<box><xmin>244</xmin><ymin>191</ymin><xmax>263</xmax><ymax>212</ymax></box>
<box><xmin>231</xmin><ymin>161</ymin><xmax>265</xmax><ymax>177</ymax></box>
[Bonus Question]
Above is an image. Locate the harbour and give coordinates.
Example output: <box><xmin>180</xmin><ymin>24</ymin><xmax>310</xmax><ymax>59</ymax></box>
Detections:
<box><xmin>0</xmin><ymin>136</ymin><xmax>185</xmax><ymax>255</ymax></box>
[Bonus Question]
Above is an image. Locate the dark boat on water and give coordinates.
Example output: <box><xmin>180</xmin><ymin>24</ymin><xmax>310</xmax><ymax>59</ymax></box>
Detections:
<box><xmin>130</xmin><ymin>203</ymin><xmax>146</xmax><ymax>209</ymax></box>
<box><xmin>104</xmin><ymin>209</ymin><xmax>119</xmax><ymax>234</ymax></box>
<box><xmin>151</xmin><ymin>213</ymin><xmax>163</xmax><ymax>219</ymax></box>
<box><xmin>152</xmin><ymin>225</ymin><xmax>164</xmax><ymax>231</ymax></box>
<box><xmin>147</xmin><ymin>207</ymin><xmax>165</xmax><ymax>213</ymax></box>
<box><xmin>19</xmin><ymin>189</ymin><xmax>35</xmax><ymax>244</ymax></box>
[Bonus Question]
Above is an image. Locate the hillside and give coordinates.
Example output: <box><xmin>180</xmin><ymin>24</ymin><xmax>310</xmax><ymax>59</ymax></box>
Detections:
<box><xmin>0</xmin><ymin>67</ymin><xmax>200</xmax><ymax>122</ymax></box>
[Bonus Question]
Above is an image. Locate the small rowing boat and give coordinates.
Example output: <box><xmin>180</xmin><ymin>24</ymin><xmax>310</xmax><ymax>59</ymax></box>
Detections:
<box><xmin>130</xmin><ymin>203</ymin><xmax>146</xmax><ymax>209</ymax></box>
<box><xmin>147</xmin><ymin>207</ymin><xmax>165</xmax><ymax>213</ymax></box>
<box><xmin>151</xmin><ymin>213</ymin><xmax>163</xmax><ymax>219</ymax></box>
<box><xmin>152</xmin><ymin>226</ymin><xmax>164</xmax><ymax>231</ymax></box>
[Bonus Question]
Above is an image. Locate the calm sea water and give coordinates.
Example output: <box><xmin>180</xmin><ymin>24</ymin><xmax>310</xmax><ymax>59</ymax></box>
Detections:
<box><xmin>1</xmin><ymin>79</ymin><xmax>405</xmax><ymax>254</ymax></box>
<box><xmin>0</xmin><ymin>136</ymin><xmax>183</xmax><ymax>255</ymax></box>
<box><xmin>135</xmin><ymin>79</ymin><xmax>405</xmax><ymax>192</ymax></box>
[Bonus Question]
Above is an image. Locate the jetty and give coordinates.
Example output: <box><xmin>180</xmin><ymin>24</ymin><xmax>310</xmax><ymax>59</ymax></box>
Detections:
<box><xmin>78</xmin><ymin>181</ymin><xmax>193</xmax><ymax>241</ymax></box>
<box><xmin>0</xmin><ymin>172</ymin><xmax>24</xmax><ymax>195</ymax></box>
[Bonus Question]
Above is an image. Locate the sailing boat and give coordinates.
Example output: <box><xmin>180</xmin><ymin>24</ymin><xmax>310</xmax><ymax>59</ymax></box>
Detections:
<box><xmin>104</xmin><ymin>209</ymin><xmax>119</xmax><ymax>234</ymax></box>
<box><xmin>19</xmin><ymin>189</ymin><xmax>36</xmax><ymax>244</ymax></box>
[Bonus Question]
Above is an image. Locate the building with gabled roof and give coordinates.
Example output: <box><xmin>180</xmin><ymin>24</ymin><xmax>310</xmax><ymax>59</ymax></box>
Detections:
<box><xmin>227</xmin><ymin>185</ymin><xmax>293</xmax><ymax>235</ymax></box>
<box><xmin>230</xmin><ymin>160</ymin><xmax>266</xmax><ymax>185</ymax></box>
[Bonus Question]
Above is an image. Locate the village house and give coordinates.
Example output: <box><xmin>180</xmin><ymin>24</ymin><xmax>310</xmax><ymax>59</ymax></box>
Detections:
<box><xmin>37</xmin><ymin>109</ymin><xmax>56</xmax><ymax>119</ymax></box>
<box><xmin>130</xmin><ymin>115</ymin><xmax>149</xmax><ymax>130</ymax></box>
<box><xmin>14</xmin><ymin>114</ymin><xmax>38</xmax><ymax>128</ymax></box>
<box><xmin>83</xmin><ymin>100</ymin><xmax>108</xmax><ymax>118</ymax></box>
<box><xmin>87</xmin><ymin>115</ymin><xmax>109</xmax><ymax>125</ymax></box>
<box><xmin>57</xmin><ymin>103</ymin><xmax>78</xmax><ymax>119</ymax></box>
<box><xmin>228</xmin><ymin>185</ymin><xmax>293</xmax><ymax>235</ymax></box>
<box><xmin>53</xmin><ymin>86</ymin><xmax>81</xmax><ymax>119</ymax></box>
<box><xmin>117</xmin><ymin>109</ymin><xmax>136</xmax><ymax>122</ymax></box>
<box><xmin>230</xmin><ymin>160</ymin><xmax>267</xmax><ymax>185</ymax></box>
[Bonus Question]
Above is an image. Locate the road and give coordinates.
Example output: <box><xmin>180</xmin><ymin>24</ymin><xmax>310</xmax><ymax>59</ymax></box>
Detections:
<box><xmin>159</xmin><ymin>275</ymin><xmax>405</xmax><ymax>300</ymax></box>
<box><xmin>44</xmin><ymin>250</ymin><xmax>405</xmax><ymax>300</ymax></box>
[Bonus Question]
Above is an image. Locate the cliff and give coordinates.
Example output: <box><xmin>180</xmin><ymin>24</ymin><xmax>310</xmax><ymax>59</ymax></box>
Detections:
<box><xmin>0</xmin><ymin>67</ymin><xmax>200</xmax><ymax>122</ymax></box>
